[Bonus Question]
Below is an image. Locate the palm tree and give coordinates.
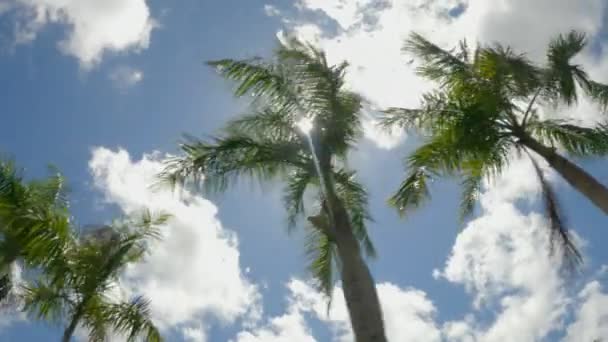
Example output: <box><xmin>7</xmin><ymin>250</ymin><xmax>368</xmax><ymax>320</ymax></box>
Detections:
<box><xmin>380</xmin><ymin>31</ymin><xmax>608</xmax><ymax>263</ymax></box>
<box><xmin>0</xmin><ymin>160</ymin><xmax>73</xmax><ymax>303</ymax></box>
<box><xmin>161</xmin><ymin>39</ymin><xmax>387</xmax><ymax>341</ymax></box>
<box><xmin>22</xmin><ymin>210</ymin><xmax>167</xmax><ymax>342</ymax></box>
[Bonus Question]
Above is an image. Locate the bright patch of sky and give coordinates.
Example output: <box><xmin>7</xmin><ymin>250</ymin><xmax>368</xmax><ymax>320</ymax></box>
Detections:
<box><xmin>1</xmin><ymin>0</ymin><xmax>608</xmax><ymax>341</ymax></box>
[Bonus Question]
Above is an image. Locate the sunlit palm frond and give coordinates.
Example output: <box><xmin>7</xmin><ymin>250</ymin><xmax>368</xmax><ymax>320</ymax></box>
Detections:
<box><xmin>305</xmin><ymin>222</ymin><xmax>337</xmax><ymax>300</ymax></box>
<box><xmin>389</xmin><ymin>168</ymin><xmax>431</xmax><ymax>217</ymax></box>
<box><xmin>28</xmin><ymin>167</ymin><xmax>69</xmax><ymax>211</ymax></box>
<box><xmin>284</xmin><ymin>167</ymin><xmax>316</xmax><ymax>231</ymax></box>
<box><xmin>104</xmin><ymin>296</ymin><xmax>162</xmax><ymax>342</ymax></box>
<box><xmin>207</xmin><ymin>58</ymin><xmax>291</xmax><ymax>101</ymax></box>
<box><xmin>404</xmin><ymin>32</ymin><xmax>471</xmax><ymax>88</ymax></box>
<box><xmin>225</xmin><ymin>107</ymin><xmax>299</xmax><ymax>142</ymax></box>
<box><xmin>276</xmin><ymin>39</ymin><xmax>362</xmax><ymax>155</ymax></box>
<box><xmin>476</xmin><ymin>44</ymin><xmax>541</xmax><ymax>97</ymax></box>
<box><xmin>161</xmin><ymin>135</ymin><xmax>308</xmax><ymax>193</ymax></box>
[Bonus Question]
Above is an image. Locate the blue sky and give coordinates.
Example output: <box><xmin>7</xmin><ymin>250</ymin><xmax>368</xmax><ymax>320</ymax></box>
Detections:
<box><xmin>2</xmin><ymin>0</ymin><xmax>608</xmax><ymax>341</ymax></box>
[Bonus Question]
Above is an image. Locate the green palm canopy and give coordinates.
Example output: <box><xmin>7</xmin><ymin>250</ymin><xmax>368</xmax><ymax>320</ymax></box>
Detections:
<box><xmin>161</xmin><ymin>39</ymin><xmax>387</xmax><ymax>341</ymax></box>
<box><xmin>23</xmin><ymin>209</ymin><xmax>167</xmax><ymax>342</ymax></box>
<box><xmin>381</xmin><ymin>31</ymin><xmax>608</xmax><ymax>265</ymax></box>
<box><xmin>0</xmin><ymin>160</ymin><xmax>73</xmax><ymax>304</ymax></box>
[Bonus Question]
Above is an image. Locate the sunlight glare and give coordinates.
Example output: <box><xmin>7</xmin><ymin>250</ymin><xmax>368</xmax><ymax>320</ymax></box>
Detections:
<box><xmin>295</xmin><ymin>117</ymin><xmax>314</xmax><ymax>134</ymax></box>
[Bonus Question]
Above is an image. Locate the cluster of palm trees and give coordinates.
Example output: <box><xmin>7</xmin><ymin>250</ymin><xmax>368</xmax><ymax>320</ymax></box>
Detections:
<box><xmin>163</xmin><ymin>31</ymin><xmax>608</xmax><ymax>341</ymax></box>
<box><xmin>4</xmin><ymin>31</ymin><xmax>608</xmax><ymax>341</ymax></box>
<box><xmin>0</xmin><ymin>161</ymin><xmax>165</xmax><ymax>341</ymax></box>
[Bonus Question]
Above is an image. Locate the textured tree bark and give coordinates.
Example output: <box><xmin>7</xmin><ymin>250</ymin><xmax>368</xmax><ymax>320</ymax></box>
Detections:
<box><xmin>328</xmin><ymin>193</ymin><xmax>387</xmax><ymax>342</ymax></box>
<box><xmin>313</xmin><ymin>138</ymin><xmax>386</xmax><ymax>341</ymax></box>
<box><xmin>521</xmin><ymin>135</ymin><xmax>608</xmax><ymax>214</ymax></box>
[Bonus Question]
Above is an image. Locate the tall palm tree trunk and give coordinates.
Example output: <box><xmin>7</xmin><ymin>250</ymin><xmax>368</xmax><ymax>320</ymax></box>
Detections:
<box><xmin>520</xmin><ymin>135</ymin><xmax>608</xmax><ymax>214</ymax></box>
<box><xmin>62</xmin><ymin>306</ymin><xmax>84</xmax><ymax>342</ymax></box>
<box><xmin>326</xmin><ymin>192</ymin><xmax>387</xmax><ymax>341</ymax></box>
<box><xmin>62</xmin><ymin>319</ymin><xmax>78</xmax><ymax>342</ymax></box>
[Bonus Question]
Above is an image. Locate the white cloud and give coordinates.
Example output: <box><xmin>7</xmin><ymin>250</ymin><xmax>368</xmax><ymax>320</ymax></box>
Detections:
<box><xmin>435</xmin><ymin>156</ymin><xmax>572</xmax><ymax>342</ymax></box>
<box><xmin>8</xmin><ymin>0</ymin><xmax>156</xmax><ymax>68</ymax></box>
<box><xmin>88</xmin><ymin>148</ymin><xmax>260</xmax><ymax>341</ymax></box>
<box><xmin>264</xmin><ymin>4</ymin><xmax>281</xmax><ymax>17</ymax></box>
<box><xmin>283</xmin><ymin>0</ymin><xmax>608</xmax><ymax>147</ymax></box>
<box><xmin>564</xmin><ymin>280</ymin><xmax>608</xmax><ymax>341</ymax></box>
<box><xmin>109</xmin><ymin>65</ymin><xmax>144</xmax><ymax>90</ymax></box>
<box><xmin>182</xmin><ymin>326</ymin><xmax>207</xmax><ymax>342</ymax></box>
<box><xmin>234</xmin><ymin>279</ymin><xmax>440</xmax><ymax>342</ymax></box>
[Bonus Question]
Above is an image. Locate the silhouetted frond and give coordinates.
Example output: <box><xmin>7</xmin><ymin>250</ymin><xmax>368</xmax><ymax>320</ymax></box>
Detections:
<box><xmin>529</xmin><ymin>119</ymin><xmax>608</xmax><ymax>156</ymax></box>
<box><xmin>527</xmin><ymin>156</ymin><xmax>582</xmax><ymax>269</ymax></box>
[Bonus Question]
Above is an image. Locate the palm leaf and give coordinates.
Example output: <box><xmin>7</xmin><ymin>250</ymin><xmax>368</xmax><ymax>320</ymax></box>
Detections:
<box><xmin>333</xmin><ymin>170</ymin><xmax>376</xmax><ymax>258</ymax></box>
<box><xmin>404</xmin><ymin>32</ymin><xmax>471</xmax><ymax>88</ymax></box>
<box><xmin>389</xmin><ymin>168</ymin><xmax>431</xmax><ymax>217</ymax></box>
<box><xmin>529</xmin><ymin>119</ymin><xmax>608</xmax><ymax>156</ymax></box>
<box><xmin>104</xmin><ymin>296</ymin><xmax>162</xmax><ymax>342</ymax></box>
<box><xmin>161</xmin><ymin>134</ymin><xmax>309</xmax><ymax>193</ymax></box>
<box><xmin>284</xmin><ymin>166</ymin><xmax>316</xmax><ymax>231</ymax></box>
<box><xmin>305</xmin><ymin>221</ymin><xmax>337</xmax><ymax>300</ymax></box>
<box><xmin>545</xmin><ymin>30</ymin><xmax>589</xmax><ymax>104</ymax></box>
<box><xmin>527</xmin><ymin>156</ymin><xmax>582</xmax><ymax>268</ymax></box>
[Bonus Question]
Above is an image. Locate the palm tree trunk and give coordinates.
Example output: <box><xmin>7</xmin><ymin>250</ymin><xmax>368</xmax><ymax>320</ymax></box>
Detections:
<box><xmin>327</xmin><ymin>194</ymin><xmax>387</xmax><ymax>342</ymax></box>
<box><xmin>62</xmin><ymin>319</ymin><xmax>78</xmax><ymax>342</ymax></box>
<box><xmin>520</xmin><ymin>135</ymin><xmax>608</xmax><ymax>214</ymax></box>
<box><xmin>62</xmin><ymin>307</ymin><xmax>84</xmax><ymax>342</ymax></box>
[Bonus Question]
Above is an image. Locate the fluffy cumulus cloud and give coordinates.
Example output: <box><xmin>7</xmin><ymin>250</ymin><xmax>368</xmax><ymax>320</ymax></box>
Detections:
<box><xmin>564</xmin><ymin>280</ymin><xmax>608</xmax><ymax>341</ymax></box>
<box><xmin>435</xmin><ymin>157</ymin><xmax>571</xmax><ymax>341</ymax></box>
<box><xmin>275</xmin><ymin>0</ymin><xmax>608</xmax><ymax>147</ymax></box>
<box><xmin>233</xmin><ymin>279</ymin><xmax>440</xmax><ymax>342</ymax></box>
<box><xmin>6</xmin><ymin>0</ymin><xmax>155</xmax><ymax>67</ymax></box>
<box><xmin>89</xmin><ymin>148</ymin><xmax>260</xmax><ymax>340</ymax></box>
<box><xmin>232</xmin><ymin>157</ymin><xmax>589</xmax><ymax>342</ymax></box>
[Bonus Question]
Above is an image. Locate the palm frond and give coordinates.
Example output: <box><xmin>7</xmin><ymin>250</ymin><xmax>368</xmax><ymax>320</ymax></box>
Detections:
<box><xmin>276</xmin><ymin>39</ymin><xmax>362</xmax><ymax>156</ymax></box>
<box><xmin>527</xmin><ymin>156</ymin><xmax>582</xmax><ymax>268</ymax></box>
<box><xmin>404</xmin><ymin>32</ymin><xmax>471</xmax><ymax>88</ymax></box>
<box><xmin>305</xmin><ymin>222</ymin><xmax>337</xmax><ymax>300</ymax></box>
<box><xmin>225</xmin><ymin>107</ymin><xmax>298</xmax><ymax>142</ymax></box>
<box><xmin>104</xmin><ymin>296</ymin><xmax>162</xmax><ymax>342</ymax></box>
<box><xmin>476</xmin><ymin>44</ymin><xmax>541</xmax><ymax>97</ymax></box>
<box><xmin>389</xmin><ymin>168</ymin><xmax>431</xmax><ymax>217</ymax></box>
<box><xmin>378</xmin><ymin>108</ymin><xmax>425</xmax><ymax>131</ymax></box>
<box><xmin>207</xmin><ymin>58</ymin><xmax>291</xmax><ymax>101</ymax></box>
<box><xmin>22</xmin><ymin>281</ymin><xmax>68</xmax><ymax>323</ymax></box>
<box><xmin>333</xmin><ymin>170</ymin><xmax>376</xmax><ymax>258</ymax></box>
<box><xmin>545</xmin><ymin>30</ymin><xmax>590</xmax><ymax>105</ymax></box>
<box><xmin>586</xmin><ymin>80</ymin><xmax>608</xmax><ymax>110</ymax></box>
<box><xmin>459</xmin><ymin>165</ymin><xmax>483</xmax><ymax>222</ymax></box>
<box><xmin>284</xmin><ymin>167</ymin><xmax>316</xmax><ymax>231</ymax></box>
<box><xmin>529</xmin><ymin>119</ymin><xmax>608</xmax><ymax>156</ymax></box>
<box><xmin>160</xmin><ymin>135</ymin><xmax>309</xmax><ymax>193</ymax></box>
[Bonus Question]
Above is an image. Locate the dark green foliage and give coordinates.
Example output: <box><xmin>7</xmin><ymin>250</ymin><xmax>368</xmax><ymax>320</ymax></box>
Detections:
<box><xmin>23</xmin><ymin>209</ymin><xmax>166</xmax><ymax>342</ymax></box>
